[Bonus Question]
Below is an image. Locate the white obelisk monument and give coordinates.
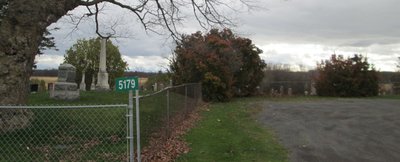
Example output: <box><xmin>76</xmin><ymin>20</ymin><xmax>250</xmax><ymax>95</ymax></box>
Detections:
<box><xmin>79</xmin><ymin>73</ymin><xmax>86</xmax><ymax>91</ymax></box>
<box><xmin>79</xmin><ymin>54</ymin><xmax>88</xmax><ymax>91</ymax></box>
<box><xmin>96</xmin><ymin>38</ymin><xmax>110</xmax><ymax>90</ymax></box>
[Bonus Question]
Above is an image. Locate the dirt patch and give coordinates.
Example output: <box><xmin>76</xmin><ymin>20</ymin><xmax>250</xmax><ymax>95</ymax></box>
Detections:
<box><xmin>258</xmin><ymin>99</ymin><xmax>400</xmax><ymax>162</ymax></box>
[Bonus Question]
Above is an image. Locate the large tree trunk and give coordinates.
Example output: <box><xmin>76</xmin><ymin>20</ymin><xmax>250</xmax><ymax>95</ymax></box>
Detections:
<box><xmin>0</xmin><ymin>0</ymin><xmax>80</xmax><ymax>132</ymax></box>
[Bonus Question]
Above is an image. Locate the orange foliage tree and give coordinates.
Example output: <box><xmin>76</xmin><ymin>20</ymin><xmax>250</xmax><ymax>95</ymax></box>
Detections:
<box><xmin>170</xmin><ymin>29</ymin><xmax>266</xmax><ymax>101</ymax></box>
<box><xmin>315</xmin><ymin>54</ymin><xmax>379</xmax><ymax>97</ymax></box>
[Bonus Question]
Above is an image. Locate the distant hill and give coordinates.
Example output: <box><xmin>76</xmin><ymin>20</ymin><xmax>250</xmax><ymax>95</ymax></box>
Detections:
<box><xmin>263</xmin><ymin>70</ymin><xmax>399</xmax><ymax>83</ymax></box>
<box><xmin>123</xmin><ymin>71</ymin><xmax>157</xmax><ymax>78</ymax></box>
<box><xmin>32</xmin><ymin>69</ymin><xmax>58</xmax><ymax>77</ymax></box>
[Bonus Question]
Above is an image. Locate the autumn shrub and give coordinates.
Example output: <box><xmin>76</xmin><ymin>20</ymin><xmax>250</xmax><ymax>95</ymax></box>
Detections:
<box><xmin>170</xmin><ymin>29</ymin><xmax>266</xmax><ymax>101</ymax></box>
<box><xmin>315</xmin><ymin>54</ymin><xmax>379</xmax><ymax>97</ymax></box>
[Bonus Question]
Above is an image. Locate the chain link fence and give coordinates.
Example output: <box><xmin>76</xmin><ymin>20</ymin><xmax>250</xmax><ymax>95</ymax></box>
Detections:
<box><xmin>0</xmin><ymin>105</ymin><xmax>128</xmax><ymax>161</ymax></box>
<box><xmin>138</xmin><ymin>83</ymin><xmax>202</xmax><ymax>146</ymax></box>
<box><xmin>0</xmin><ymin>83</ymin><xmax>202</xmax><ymax>161</ymax></box>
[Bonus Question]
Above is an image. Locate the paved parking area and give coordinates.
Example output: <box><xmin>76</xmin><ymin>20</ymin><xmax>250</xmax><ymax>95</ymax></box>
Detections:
<box><xmin>258</xmin><ymin>99</ymin><xmax>400</xmax><ymax>162</ymax></box>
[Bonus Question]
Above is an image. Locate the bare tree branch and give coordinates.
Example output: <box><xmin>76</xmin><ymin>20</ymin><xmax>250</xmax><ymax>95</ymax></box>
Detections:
<box><xmin>79</xmin><ymin>0</ymin><xmax>106</xmax><ymax>6</ymax></box>
<box><xmin>69</xmin><ymin>0</ymin><xmax>254</xmax><ymax>41</ymax></box>
<box><xmin>154</xmin><ymin>0</ymin><xmax>179</xmax><ymax>40</ymax></box>
<box><xmin>94</xmin><ymin>3</ymin><xmax>111</xmax><ymax>38</ymax></box>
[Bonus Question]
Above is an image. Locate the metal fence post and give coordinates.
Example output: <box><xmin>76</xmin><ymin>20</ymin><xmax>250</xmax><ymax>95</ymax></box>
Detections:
<box><xmin>185</xmin><ymin>85</ymin><xmax>188</xmax><ymax>116</ymax></box>
<box><xmin>166</xmin><ymin>87</ymin><xmax>171</xmax><ymax>137</ymax></box>
<box><xmin>128</xmin><ymin>90</ymin><xmax>134</xmax><ymax>162</ymax></box>
<box><xmin>136</xmin><ymin>90</ymin><xmax>141</xmax><ymax>162</ymax></box>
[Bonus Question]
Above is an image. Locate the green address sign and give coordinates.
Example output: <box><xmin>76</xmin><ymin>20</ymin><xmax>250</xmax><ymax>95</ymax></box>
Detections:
<box><xmin>115</xmin><ymin>77</ymin><xmax>139</xmax><ymax>91</ymax></box>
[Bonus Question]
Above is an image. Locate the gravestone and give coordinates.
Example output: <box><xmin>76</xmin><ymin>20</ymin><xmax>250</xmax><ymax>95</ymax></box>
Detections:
<box><xmin>91</xmin><ymin>76</ymin><xmax>96</xmax><ymax>90</ymax></box>
<box><xmin>50</xmin><ymin>64</ymin><xmax>80</xmax><ymax>100</ymax></box>
<box><xmin>288</xmin><ymin>88</ymin><xmax>293</xmax><ymax>96</ymax></box>
<box><xmin>310</xmin><ymin>82</ymin><xmax>317</xmax><ymax>95</ymax></box>
<box><xmin>79</xmin><ymin>73</ymin><xmax>86</xmax><ymax>91</ymax></box>
<box><xmin>279</xmin><ymin>85</ymin><xmax>284</xmax><ymax>96</ymax></box>
<box><xmin>159</xmin><ymin>83</ymin><xmax>165</xmax><ymax>90</ymax></box>
<box><xmin>153</xmin><ymin>83</ymin><xmax>158</xmax><ymax>91</ymax></box>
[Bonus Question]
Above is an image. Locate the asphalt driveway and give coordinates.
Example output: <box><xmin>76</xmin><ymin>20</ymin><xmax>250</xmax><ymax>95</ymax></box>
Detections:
<box><xmin>258</xmin><ymin>98</ymin><xmax>400</xmax><ymax>162</ymax></box>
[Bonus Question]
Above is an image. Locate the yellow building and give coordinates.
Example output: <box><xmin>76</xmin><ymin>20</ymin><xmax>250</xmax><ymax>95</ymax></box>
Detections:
<box><xmin>30</xmin><ymin>76</ymin><xmax>57</xmax><ymax>90</ymax></box>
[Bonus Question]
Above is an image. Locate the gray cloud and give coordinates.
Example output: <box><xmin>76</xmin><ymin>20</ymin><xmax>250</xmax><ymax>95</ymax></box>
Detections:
<box><xmin>38</xmin><ymin>0</ymin><xmax>400</xmax><ymax>71</ymax></box>
<box><xmin>239</xmin><ymin>0</ymin><xmax>400</xmax><ymax>46</ymax></box>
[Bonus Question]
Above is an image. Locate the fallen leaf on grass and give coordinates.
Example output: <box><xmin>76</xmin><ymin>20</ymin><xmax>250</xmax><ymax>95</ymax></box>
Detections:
<box><xmin>140</xmin><ymin>104</ymin><xmax>208</xmax><ymax>162</ymax></box>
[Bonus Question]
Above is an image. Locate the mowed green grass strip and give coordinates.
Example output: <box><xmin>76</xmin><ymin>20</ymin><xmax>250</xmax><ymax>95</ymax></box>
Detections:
<box><xmin>29</xmin><ymin>91</ymin><xmax>130</xmax><ymax>104</ymax></box>
<box><xmin>178</xmin><ymin>98</ymin><xmax>288</xmax><ymax>162</ymax></box>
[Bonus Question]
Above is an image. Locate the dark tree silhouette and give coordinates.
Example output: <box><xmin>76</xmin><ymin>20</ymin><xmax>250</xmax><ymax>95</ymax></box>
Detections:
<box><xmin>170</xmin><ymin>29</ymin><xmax>265</xmax><ymax>101</ymax></box>
<box><xmin>315</xmin><ymin>54</ymin><xmax>379</xmax><ymax>97</ymax></box>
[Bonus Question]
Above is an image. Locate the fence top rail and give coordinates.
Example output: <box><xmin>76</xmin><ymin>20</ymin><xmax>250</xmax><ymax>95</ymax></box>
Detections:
<box><xmin>0</xmin><ymin>104</ymin><xmax>128</xmax><ymax>109</ymax></box>
<box><xmin>138</xmin><ymin>82</ymin><xmax>200</xmax><ymax>99</ymax></box>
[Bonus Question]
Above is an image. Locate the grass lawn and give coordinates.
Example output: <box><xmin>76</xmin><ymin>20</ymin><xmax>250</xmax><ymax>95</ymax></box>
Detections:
<box><xmin>177</xmin><ymin>97</ymin><xmax>288</xmax><ymax>162</ymax></box>
<box><xmin>375</xmin><ymin>95</ymin><xmax>400</xmax><ymax>99</ymax></box>
<box><xmin>29</xmin><ymin>90</ymin><xmax>131</xmax><ymax>104</ymax></box>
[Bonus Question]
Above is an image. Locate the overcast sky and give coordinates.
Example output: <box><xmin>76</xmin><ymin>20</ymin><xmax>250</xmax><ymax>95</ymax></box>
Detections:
<box><xmin>36</xmin><ymin>0</ymin><xmax>400</xmax><ymax>72</ymax></box>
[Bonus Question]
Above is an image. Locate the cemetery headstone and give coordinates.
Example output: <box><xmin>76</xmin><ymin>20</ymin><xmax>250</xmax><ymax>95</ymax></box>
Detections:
<box><xmin>50</xmin><ymin>63</ymin><xmax>80</xmax><ymax>100</ymax></box>
<box><xmin>80</xmin><ymin>73</ymin><xmax>86</xmax><ymax>91</ymax></box>
<box><xmin>159</xmin><ymin>83</ymin><xmax>164</xmax><ymax>90</ymax></box>
<box><xmin>153</xmin><ymin>83</ymin><xmax>158</xmax><ymax>91</ymax></box>
<box><xmin>310</xmin><ymin>82</ymin><xmax>317</xmax><ymax>95</ymax></box>
<box><xmin>288</xmin><ymin>88</ymin><xmax>293</xmax><ymax>96</ymax></box>
<box><xmin>91</xmin><ymin>76</ymin><xmax>96</xmax><ymax>90</ymax></box>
